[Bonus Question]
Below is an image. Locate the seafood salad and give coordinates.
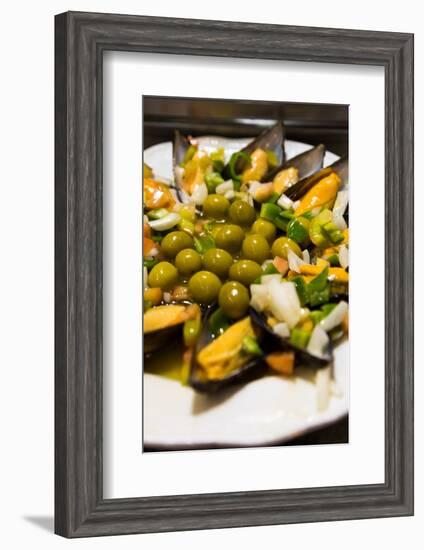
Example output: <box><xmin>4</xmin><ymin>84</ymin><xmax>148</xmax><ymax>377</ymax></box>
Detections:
<box><xmin>143</xmin><ymin>123</ymin><xmax>349</xmax><ymax>410</ymax></box>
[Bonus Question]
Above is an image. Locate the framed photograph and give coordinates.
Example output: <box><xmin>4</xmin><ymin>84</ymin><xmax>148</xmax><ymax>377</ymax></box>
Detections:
<box><xmin>55</xmin><ymin>11</ymin><xmax>414</xmax><ymax>537</ymax></box>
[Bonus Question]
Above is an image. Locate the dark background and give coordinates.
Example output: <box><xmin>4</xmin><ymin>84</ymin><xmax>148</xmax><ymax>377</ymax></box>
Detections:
<box><xmin>143</xmin><ymin>95</ymin><xmax>348</xmax><ymax>448</ymax></box>
<box><xmin>143</xmin><ymin>95</ymin><xmax>348</xmax><ymax>157</ymax></box>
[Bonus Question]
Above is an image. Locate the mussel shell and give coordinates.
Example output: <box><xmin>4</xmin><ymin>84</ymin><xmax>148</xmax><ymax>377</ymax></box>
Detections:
<box><xmin>222</xmin><ymin>122</ymin><xmax>286</xmax><ymax>181</ymax></box>
<box><xmin>189</xmin><ymin>306</ymin><xmax>266</xmax><ymax>393</ymax></box>
<box><xmin>268</xmin><ymin>143</ymin><xmax>325</xmax><ymax>181</ymax></box>
<box><xmin>249</xmin><ymin>307</ymin><xmax>333</xmax><ymax>369</ymax></box>
<box><xmin>285</xmin><ymin>155</ymin><xmax>348</xmax><ymax>201</ymax></box>
<box><xmin>173</xmin><ymin>130</ymin><xmax>190</xmax><ymax>168</ymax></box>
<box><xmin>172</xmin><ymin>130</ymin><xmax>192</xmax><ymax>202</ymax></box>
<box><xmin>144</xmin><ymin>323</ymin><xmax>183</xmax><ymax>356</ymax></box>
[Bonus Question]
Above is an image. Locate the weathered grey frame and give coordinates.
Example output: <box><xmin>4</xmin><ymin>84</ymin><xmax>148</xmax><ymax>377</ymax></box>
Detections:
<box><xmin>55</xmin><ymin>11</ymin><xmax>414</xmax><ymax>538</ymax></box>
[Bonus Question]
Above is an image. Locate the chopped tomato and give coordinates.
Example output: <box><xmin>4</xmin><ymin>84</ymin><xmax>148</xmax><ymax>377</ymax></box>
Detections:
<box><xmin>144</xmin><ymin>178</ymin><xmax>175</xmax><ymax>209</ymax></box>
<box><xmin>273</xmin><ymin>256</ymin><xmax>289</xmax><ymax>275</ymax></box>
<box><xmin>266</xmin><ymin>352</ymin><xmax>295</xmax><ymax>376</ymax></box>
<box><xmin>144</xmin><ymin>237</ymin><xmax>156</xmax><ymax>257</ymax></box>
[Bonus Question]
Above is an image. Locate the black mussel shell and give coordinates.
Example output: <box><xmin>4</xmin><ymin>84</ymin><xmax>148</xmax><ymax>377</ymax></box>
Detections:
<box><xmin>189</xmin><ymin>306</ymin><xmax>266</xmax><ymax>393</ymax></box>
<box><xmin>223</xmin><ymin>122</ymin><xmax>286</xmax><ymax>181</ymax></box>
<box><xmin>173</xmin><ymin>129</ymin><xmax>191</xmax><ymax>169</ymax></box>
<box><xmin>144</xmin><ymin>323</ymin><xmax>183</xmax><ymax>356</ymax></box>
<box><xmin>172</xmin><ymin>130</ymin><xmax>192</xmax><ymax>202</ymax></box>
<box><xmin>249</xmin><ymin>307</ymin><xmax>333</xmax><ymax>369</ymax></box>
<box><xmin>285</xmin><ymin>155</ymin><xmax>348</xmax><ymax>201</ymax></box>
<box><xmin>269</xmin><ymin>143</ymin><xmax>326</xmax><ymax>181</ymax></box>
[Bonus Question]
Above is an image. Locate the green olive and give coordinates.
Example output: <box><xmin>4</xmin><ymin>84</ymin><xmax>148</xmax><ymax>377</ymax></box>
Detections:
<box><xmin>229</xmin><ymin>199</ymin><xmax>256</xmax><ymax>226</ymax></box>
<box><xmin>202</xmin><ymin>248</ymin><xmax>233</xmax><ymax>278</ymax></box>
<box><xmin>188</xmin><ymin>271</ymin><xmax>222</xmax><ymax>304</ymax></box>
<box><xmin>241</xmin><ymin>234</ymin><xmax>270</xmax><ymax>264</ymax></box>
<box><xmin>229</xmin><ymin>259</ymin><xmax>262</xmax><ymax>286</ymax></box>
<box><xmin>203</xmin><ymin>194</ymin><xmax>230</xmax><ymax>219</ymax></box>
<box><xmin>214</xmin><ymin>224</ymin><xmax>245</xmax><ymax>253</ymax></box>
<box><xmin>147</xmin><ymin>261</ymin><xmax>178</xmax><ymax>290</ymax></box>
<box><xmin>161</xmin><ymin>231</ymin><xmax>194</xmax><ymax>258</ymax></box>
<box><xmin>218</xmin><ymin>281</ymin><xmax>250</xmax><ymax>320</ymax></box>
<box><xmin>175</xmin><ymin>248</ymin><xmax>202</xmax><ymax>276</ymax></box>
<box><xmin>271</xmin><ymin>236</ymin><xmax>302</xmax><ymax>259</ymax></box>
<box><xmin>251</xmin><ymin>218</ymin><xmax>276</xmax><ymax>243</ymax></box>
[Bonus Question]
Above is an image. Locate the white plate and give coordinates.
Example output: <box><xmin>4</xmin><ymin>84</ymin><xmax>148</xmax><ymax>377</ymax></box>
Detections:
<box><xmin>143</xmin><ymin>137</ymin><xmax>348</xmax><ymax>449</ymax></box>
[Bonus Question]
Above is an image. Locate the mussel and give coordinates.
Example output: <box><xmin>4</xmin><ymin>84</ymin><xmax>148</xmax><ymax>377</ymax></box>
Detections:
<box><xmin>173</xmin><ymin>123</ymin><xmax>286</xmax><ymax>202</ymax></box>
<box><xmin>144</xmin><ymin>303</ymin><xmax>198</xmax><ymax>355</ymax></box>
<box><xmin>223</xmin><ymin>122</ymin><xmax>286</xmax><ymax>183</ymax></box>
<box><xmin>189</xmin><ymin>306</ymin><xmax>266</xmax><ymax>393</ymax></box>
<box><xmin>270</xmin><ymin>143</ymin><xmax>325</xmax><ymax>181</ymax></box>
<box><xmin>285</xmin><ymin>155</ymin><xmax>348</xmax><ymax>201</ymax></box>
<box><xmin>249</xmin><ymin>307</ymin><xmax>333</xmax><ymax>370</ymax></box>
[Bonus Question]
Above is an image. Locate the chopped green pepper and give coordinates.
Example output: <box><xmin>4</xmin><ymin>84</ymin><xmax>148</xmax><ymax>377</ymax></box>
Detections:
<box><xmin>310</xmin><ymin>310</ymin><xmax>325</xmax><ymax>325</ymax></box>
<box><xmin>327</xmin><ymin>253</ymin><xmax>340</xmax><ymax>266</ymax></box>
<box><xmin>242</xmin><ymin>335</ymin><xmax>263</xmax><ymax>356</ymax></box>
<box><xmin>143</xmin><ymin>258</ymin><xmax>159</xmax><ymax>270</ymax></box>
<box><xmin>275</xmin><ymin>209</ymin><xmax>294</xmax><ymax>231</ymax></box>
<box><xmin>183</xmin><ymin>318</ymin><xmax>202</xmax><ymax>347</ymax></box>
<box><xmin>322</xmin><ymin>221</ymin><xmax>344</xmax><ymax>245</ymax></box>
<box><xmin>292</xmin><ymin>276</ymin><xmax>309</xmax><ymax>306</ymax></box>
<box><xmin>309</xmin><ymin>209</ymin><xmax>333</xmax><ymax>247</ymax></box>
<box><xmin>287</xmin><ymin>217</ymin><xmax>310</xmax><ymax>245</ymax></box>
<box><xmin>290</xmin><ymin>328</ymin><xmax>311</xmax><ymax>349</ymax></box>
<box><xmin>193</xmin><ymin>234</ymin><xmax>216</xmax><ymax>254</ymax></box>
<box><xmin>205</xmin><ymin>171</ymin><xmax>225</xmax><ymax>193</ymax></box>
<box><xmin>260</xmin><ymin>202</ymin><xmax>281</xmax><ymax>222</ymax></box>
<box><xmin>227</xmin><ymin>151</ymin><xmax>251</xmax><ymax>182</ymax></box>
<box><xmin>209</xmin><ymin>308</ymin><xmax>230</xmax><ymax>338</ymax></box>
<box><xmin>307</xmin><ymin>267</ymin><xmax>330</xmax><ymax>307</ymax></box>
<box><xmin>262</xmin><ymin>263</ymin><xmax>279</xmax><ymax>275</ymax></box>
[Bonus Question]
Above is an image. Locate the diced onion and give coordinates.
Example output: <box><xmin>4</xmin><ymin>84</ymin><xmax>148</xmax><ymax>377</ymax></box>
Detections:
<box><xmin>261</xmin><ymin>274</ymin><xmax>282</xmax><ymax>285</ymax></box>
<box><xmin>190</xmin><ymin>183</ymin><xmax>208</xmax><ymax>205</ymax></box>
<box><xmin>320</xmin><ymin>301</ymin><xmax>348</xmax><ymax>332</ymax></box>
<box><xmin>316</xmin><ymin>366</ymin><xmax>331</xmax><ymax>412</ymax></box>
<box><xmin>302</xmin><ymin>249</ymin><xmax>310</xmax><ymax>263</ymax></box>
<box><xmin>273</xmin><ymin>322</ymin><xmax>290</xmax><ymax>338</ymax></box>
<box><xmin>248</xmin><ymin>181</ymin><xmax>261</xmax><ymax>197</ymax></box>
<box><xmin>261</xmin><ymin>259</ymin><xmax>274</xmax><ymax>270</ymax></box>
<box><xmin>148</xmin><ymin>212</ymin><xmax>181</xmax><ymax>231</ymax></box>
<box><xmin>224</xmin><ymin>190</ymin><xmax>235</xmax><ymax>200</ymax></box>
<box><xmin>287</xmin><ymin>250</ymin><xmax>306</xmax><ymax>273</ymax></box>
<box><xmin>267</xmin><ymin>280</ymin><xmax>302</xmax><ymax>328</ymax></box>
<box><xmin>332</xmin><ymin>190</ymin><xmax>348</xmax><ymax>230</ymax></box>
<box><xmin>250</xmin><ymin>284</ymin><xmax>269</xmax><ymax>312</ymax></box>
<box><xmin>216</xmin><ymin>180</ymin><xmax>234</xmax><ymax>194</ymax></box>
<box><xmin>339</xmin><ymin>244</ymin><xmax>349</xmax><ymax>269</ymax></box>
<box><xmin>163</xmin><ymin>292</ymin><xmax>171</xmax><ymax>303</ymax></box>
<box><xmin>277</xmin><ymin>194</ymin><xmax>294</xmax><ymax>210</ymax></box>
<box><xmin>307</xmin><ymin>325</ymin><xmax>329</xmax><ymax>358</ymax></box>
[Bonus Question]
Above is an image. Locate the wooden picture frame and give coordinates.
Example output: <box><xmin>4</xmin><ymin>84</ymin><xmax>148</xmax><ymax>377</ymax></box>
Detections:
<box><xmin>55</xmin><ymin>11</ymin><xmax>414</xmax><ymax>537</ymax></box>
